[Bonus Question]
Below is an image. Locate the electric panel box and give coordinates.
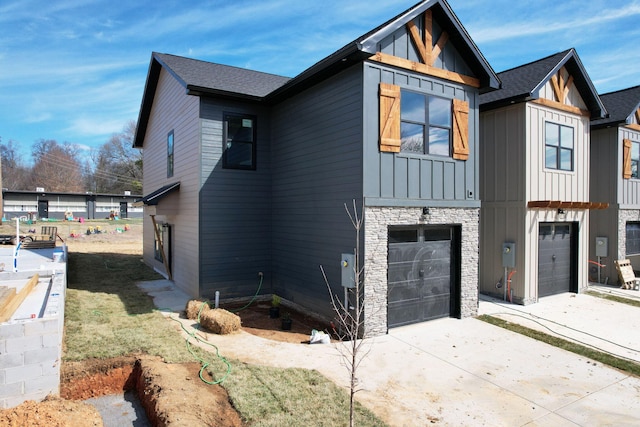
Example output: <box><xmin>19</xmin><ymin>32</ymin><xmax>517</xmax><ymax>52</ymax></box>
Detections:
<box><xmin>595</xmin><ymin>237</ymin><xmax>608</xmax><ymax>257</ymax></box>
<box><xmin>341</xmin><ymin>253</ymin><xmax>355</xmax><ymax>288</ymax></box>
<box><xmin>502</xmin><ymin>242</ymin><xmax>516</xmax><ymax>268</ymax></box>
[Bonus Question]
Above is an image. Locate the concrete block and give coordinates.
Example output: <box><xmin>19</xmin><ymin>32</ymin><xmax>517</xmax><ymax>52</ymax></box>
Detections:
<box><xmin>42</xmin><ymin>361</ymin><xmax>60</xmax><ymax>377</ymax></box>
<box><xmin>0</xmin><ymin>381</ymin><xmax>23</xmax><ymax>399</ymax></box>
<box><xmin>0</xmin><ymin>369</ymin><xmax>4</xmax><ymax>385</ymax></box>
<box><xmin>42</xmin><ymin>333</ymin><xmax>61</xmax><ymax>348</ymax></box>
<box><xmin>24</xmin><ymin>374</ymin><xmax>58</xmax><ymax>395</ymax></box>
<box><xmin>0</xmin><ymin>352</ymin><xmax>24</xmax><ymax>369</ymax></box>
<box><xmin>0</xmin><ymin>323</ymin><xmax>25</xmax><ymax>339</ymax></box>
<box><xmin>6</xmin><ymin>335</ymin><xmax>42</xmax><ymax>353</ymax></box>
<box><xmin>24</xmin><ymin>319</ymin><xmax>59</xmax><ymax>336</ymax></box>
<box><xmin>5</xmin><ymin>364</ymin><xmax>42</xmax><ymax>384</ymax></box>
<box><xmin>0</xmin><ymin>339</ymin><xmax>5</xmax><ymax>354</ymax></box>
<box><xmin>25</xmin><ymin>347</ymin><xmax>59</xmax><ymax>365</ymax></box>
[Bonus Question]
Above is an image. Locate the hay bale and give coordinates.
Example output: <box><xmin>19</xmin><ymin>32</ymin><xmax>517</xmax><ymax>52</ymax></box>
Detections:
<box><xmin>185</xmin><ymin>300</ymin><xmax>210</xmax><ymax>320</ymax></box>
<box><xmin>199</xmin><ymin>308</ymin><xmax>241</xmax><ymax>335</ymax></box>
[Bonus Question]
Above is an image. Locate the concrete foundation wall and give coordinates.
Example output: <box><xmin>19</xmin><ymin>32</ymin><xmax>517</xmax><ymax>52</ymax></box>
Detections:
<box><xmin>0</xmin><ymin>269</ymin><xmax>66</xmax><ymax>409</ymax></box>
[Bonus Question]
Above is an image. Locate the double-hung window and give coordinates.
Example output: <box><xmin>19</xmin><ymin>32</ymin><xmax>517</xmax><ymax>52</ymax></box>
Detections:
<box><xmin>400</xmin><ymin>90</ymin><xmax>452</xmax><ymax>156</ymax></box>
<box><xmin>223</xmin><ymin>113</ymin><xmax>256</xmax><ymax>170</ymax></box>
<box><xmin>545</xmin><ymin>122</ymin><xmax>574</xmax><ymax>171</ymax></box>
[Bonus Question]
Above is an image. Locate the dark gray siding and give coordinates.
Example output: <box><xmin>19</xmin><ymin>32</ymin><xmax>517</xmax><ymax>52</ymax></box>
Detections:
<box><xmin>199</xmin><ymin>98</ymin><xmax>272</xmax><ymax>300</ymax></box>
<box><xmin>363</xmin><ymin>63</ymin><xmax>480</xmax><ymax>207</ymax></box>
<box><xmin>271</xmin><ymin>66</ymin><xmax>364</xmax><ymax>319</ymax></box>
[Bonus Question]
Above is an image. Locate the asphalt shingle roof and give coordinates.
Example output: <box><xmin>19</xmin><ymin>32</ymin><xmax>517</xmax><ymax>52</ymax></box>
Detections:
<box><xmin>480</xmin><ymin>48</ymin><xmax>605</xmax><ymax>118</ymax></box>
<box><xmin>154</xmin><ymin>53</ymin><xmax>291</xmax><ymax>99</ymax></box>
<box><xmin>591</xmin><ymin>85</ymin><xmax>640</xmax><ymax>128</ymax></box>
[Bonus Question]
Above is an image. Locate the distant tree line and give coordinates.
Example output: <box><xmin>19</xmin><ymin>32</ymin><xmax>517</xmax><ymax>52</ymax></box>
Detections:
<box><xmin>0</xmin><ymin>121</ymin><xmax>142</xmax><ymax>195</ymax></box>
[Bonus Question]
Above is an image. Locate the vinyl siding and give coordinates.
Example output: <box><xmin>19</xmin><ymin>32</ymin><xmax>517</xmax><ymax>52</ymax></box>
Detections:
<box><xmin>363</xmin><ymin>63</ymin><xmax>479</xmax><ymax>207</ymax></box>
<box><xmin>271</xmin><ymin>66</ymin><xmax>364</xmax><ymax>320</ymax></box>
<box><xmin>141</xmin><ymin>67</ymin><xmax>201</xmax><ymax>298</ymax></box>
<box><xmin>198</xmin><ymin>99</ymin><xmax>272</xmax><ymax>300</ymax></box>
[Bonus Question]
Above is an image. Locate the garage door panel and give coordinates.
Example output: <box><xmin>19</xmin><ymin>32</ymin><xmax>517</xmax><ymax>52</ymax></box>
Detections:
<box><xmin>538</xmin><ymin>223</ymin><xmax>573</xmax><ymax>298</ymax></box>
<box><xmin>388</xmin><ymin>232</ymin><xmax>455</xmax><ymax>328</ymax></box>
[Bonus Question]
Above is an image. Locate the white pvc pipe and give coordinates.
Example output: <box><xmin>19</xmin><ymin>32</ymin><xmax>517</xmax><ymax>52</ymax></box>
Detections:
<box><xmin>214</xmin><ymin>291</ymin><xmax>220</xmax><ymax>308</ymax></box>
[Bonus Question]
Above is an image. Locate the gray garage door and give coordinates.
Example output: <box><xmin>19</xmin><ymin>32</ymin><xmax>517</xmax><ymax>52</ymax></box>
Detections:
<box><xmin>538</xmin><ymin>223</ymin><xmax>574</xmax><ymax>297</ymax></box>
<box><xmin>388</xmin><ymin>226</ymin><xmax>459</xmax><ymax>328</ymax></box>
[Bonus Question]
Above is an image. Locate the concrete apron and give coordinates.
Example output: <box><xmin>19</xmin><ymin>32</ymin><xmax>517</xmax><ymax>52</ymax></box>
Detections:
<box><xmin>140</xmin><ymin>280</ymin><xmax>640</xmax><ymax>427</ymax></box>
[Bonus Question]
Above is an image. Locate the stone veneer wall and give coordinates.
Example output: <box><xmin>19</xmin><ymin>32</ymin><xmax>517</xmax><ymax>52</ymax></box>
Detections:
<box><xmin>363</xmin><ymin>206</ymin><xmax>480</xmax><ymax>336</ymax></box>
<box><xmin>617</xmin><ymin>208</ymin><xmax>640</xmax><ymax>270</ymax></box>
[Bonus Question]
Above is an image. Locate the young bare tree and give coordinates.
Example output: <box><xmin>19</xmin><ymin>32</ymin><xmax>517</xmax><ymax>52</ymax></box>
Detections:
<box><xmin>321</xmin><ymin>200</ymin><xmax>370</xmax><ymax>427</ymax></box>
<box><xmin>0</xmin><ymin>139</ymin><xmax>31</xmax><ymax>190</ymax></box>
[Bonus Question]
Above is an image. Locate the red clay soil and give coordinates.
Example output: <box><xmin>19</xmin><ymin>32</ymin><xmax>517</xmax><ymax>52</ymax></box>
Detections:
<box><xmin>0</xmin><ymin>304</ymin><xmax>330</xmax><ymax>427</ymax></box>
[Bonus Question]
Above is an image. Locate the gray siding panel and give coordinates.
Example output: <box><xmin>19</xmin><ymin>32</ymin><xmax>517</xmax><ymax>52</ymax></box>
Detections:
<box><xmin>363</xmin><ymin>63</ymin><xmax>480</xmax><ymax>208</ymax></box>
<box><xmin>271</xmin><ymin>66</ymin><xmax>364</xmax><ymax>320</ymax></box>
<box><xmin>199</xmin><ymin>98</ymin><xmax>272</xmax><ymax>299</ymax></box>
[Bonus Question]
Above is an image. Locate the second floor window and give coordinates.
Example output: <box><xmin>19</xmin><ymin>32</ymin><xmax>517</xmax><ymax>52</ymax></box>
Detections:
<box><xmin>545</xmin><ymin>122</ymin><xmax>574</xmax><ymax>171</ymax></box>
<box><xmin>223</xmin><ymin>113</ymin><xmax>256</xmax><ymax>170</ymax></box>
<box><xmin>632</xmin><ymin>140</ymin><xmax>639</xmax><ymax>179</ymax></box>
<box><xmin>167</xmin><ymin>130</ymin><xmax>174</xmax><ymax>178</ymax></box>
<box><xmin>400</xmin><ymin>90</ymin><xmax>452</xmax><ymax>156</ymax></box>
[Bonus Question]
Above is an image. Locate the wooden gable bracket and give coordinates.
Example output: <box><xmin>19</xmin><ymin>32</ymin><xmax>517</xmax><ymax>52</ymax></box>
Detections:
<box><xmin>527</xmin><ymin>200</ymin><xmax>609</xmax><ymax>210</ymax></box>
<box><xmin>532</xmin><ymin>67</ymin><xmax>589</xmax><ymax>117</ymax></box>
<box><xmin>369</xmin><ymin>9</ymin><xmax>480</xmax><ymax>88</ymax></box>
<box><xmin>628</xmin><ymin>108</ymin><xmax>640</xmax><ymax>131</ymax></box>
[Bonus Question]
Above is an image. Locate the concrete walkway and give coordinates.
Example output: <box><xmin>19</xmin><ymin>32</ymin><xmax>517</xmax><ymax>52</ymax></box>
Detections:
<box><xmin>140</xmin><ymin>280</ymin><xmax>640</xmax><ymax>427</ymax></box>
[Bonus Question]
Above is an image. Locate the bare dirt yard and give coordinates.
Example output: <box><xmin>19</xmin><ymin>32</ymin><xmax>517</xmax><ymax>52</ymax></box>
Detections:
<box><xmin>0</xmin><ymin>219</ymin><xmax>332</xmax><ymax>427</ymax></box>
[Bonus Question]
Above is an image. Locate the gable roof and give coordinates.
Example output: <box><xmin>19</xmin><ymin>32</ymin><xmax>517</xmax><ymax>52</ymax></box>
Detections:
<box><xmin>268</xmin><ymin>0</ymin><xmax>500</xmax><ymax>102</ymax></box>
<box><xmin>134</xmin><ymin>0</ymin><xmax>499</xmax><ymax>147</ymax></box>
<box><xmin>591</xmin><ymin>85</ymin><xmax>640</xmax><ymax>129</ymax></box>
<box><xmin>133</xmin><ymin>53</ymin><xmax>290</xmax><ymax>147</ymax></box>
<box><xmin>479</xmin><ymin>48</ymin><xmax>606</xmax><ymax>118</ymax></box>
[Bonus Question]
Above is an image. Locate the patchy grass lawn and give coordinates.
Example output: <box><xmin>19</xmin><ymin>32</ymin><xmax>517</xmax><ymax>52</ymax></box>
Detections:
<box><xmin>65</xmin><ymin>249</ymin><xmax>387</xmax><ymax>426</ymax></box>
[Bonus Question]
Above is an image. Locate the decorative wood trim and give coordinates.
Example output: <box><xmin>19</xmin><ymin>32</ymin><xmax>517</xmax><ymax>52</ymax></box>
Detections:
<box><xmin>626</xmin><ymin>124</ymin><xmax>640</xmax><ymax>132</ymax></box>
<box><xmin>370</xmin><ymin>52</ymin><xmax>480</xmax><ymax>88</ymax></box>
<box><xmin>635</xmin><ymin>107</ymin><xmax>640</xmax><ymax>124</ymax></box>
<box><xmin>431</xmin><ymin>32</ymin><xmax>449</xmax><ymax>66</ymax></box>
<box><xmin>379</xmin><ymin>83</ymin><xmax>401</xmax><ymax>153</ymax></box>
<box><xmin>531</xmin><ymin>98</ymin><xmax>590</xmax><ymax>117</ymax></box>
<box><xmin>425</xmin><ymin>9</ymin><xmax>433</xmax><ymax>61</ymax></box>
<box><xmin>452</xmin><ymin>99</ymin><xmax>469</xmax><ymax>160</ymax></box>
<box><xmin>527</xmin><ymin>201</ymin><xmax>609</xmax><ymax>210</ymax></box>
<box><xmin>623</xmin><ymin>138</ymin><xmax>632</xmax><ymax>179</ymax></box>
<box><xmin>406</xmin><ymin>21</ymin><xmax>429</xmax><ymax>64</ymax></box>
<box><xmin>550</xmin><ymin>75</ymin><xmax>563</xmax><ymax>104</ymax></box>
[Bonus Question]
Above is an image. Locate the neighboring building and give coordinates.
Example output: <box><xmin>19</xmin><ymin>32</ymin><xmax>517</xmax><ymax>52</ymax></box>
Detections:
<box><xmin>2</xmin><ymin>189</ymin><xmax>143</xmax><ymax>221</ymax></box>
<box><xmin>134</xmin><ymin>0</ymin><xmax>499</xmax><ymax>335</ymax></box>
<box><xmin>479</xmin><ymin>49</ymin><xmax>607</xmax><ymax>304</ymax></box>
<box><xmin>590</xmin><ymin>86</ymin><xmax>640</xmax><ymax>282</ymax></box>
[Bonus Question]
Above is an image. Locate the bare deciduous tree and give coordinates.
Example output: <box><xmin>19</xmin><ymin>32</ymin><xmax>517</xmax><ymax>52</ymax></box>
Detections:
<box><xmin>31</xmin><ymin>139</ymin><xmax>84</xmax><ymax>192</ymax></box>
<box><xmin>321</xmin><ymin>200</ymin><xmax>370</xmax><ymax>427</ymax></box>
<box><xmin>92</xmin><ymin>120</ymin><xmax>142</xmax><ymax>194</ymax></box>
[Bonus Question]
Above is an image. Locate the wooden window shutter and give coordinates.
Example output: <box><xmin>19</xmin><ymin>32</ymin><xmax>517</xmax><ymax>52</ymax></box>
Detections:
<box><xmin>452</xmin><ymin>98</ymin><xmax>470</xmax><ymax>160</ymax></box>
<box><xmin>623</xmin><ymin>138</ymin><xmax>632</xmax><ymax>179</ymax></box>
<box><xmin>379</xmin><ymin>83</ymin><xmax>401</xmax><ymax>153</ymax></box>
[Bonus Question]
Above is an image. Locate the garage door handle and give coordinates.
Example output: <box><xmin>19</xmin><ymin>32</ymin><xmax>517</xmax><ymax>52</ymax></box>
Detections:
<box><xmin>419</xmin><ymin>269</ymin><xmax>424</xmax><ymax>277</ymax></box>
<box><xmin>552</xmin><ymin>254</ymin><xmax>556</xmax><ymax>261</ymax></box>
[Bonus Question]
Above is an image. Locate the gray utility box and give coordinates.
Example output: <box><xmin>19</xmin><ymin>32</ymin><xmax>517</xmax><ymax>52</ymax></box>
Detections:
<box><xmin>502</xmin><ymin>242</ymin><xmax>516</xmax><ymax>268</ymax></box>
<box><xmin>341</xmin><ymin>253</ymin><xmax>355</xmax><ymax>288</ymax></box>
<box><xmin>595</xmin><ymin>237</ymin><xmax>608</xmax><ymax>257</ymax></box>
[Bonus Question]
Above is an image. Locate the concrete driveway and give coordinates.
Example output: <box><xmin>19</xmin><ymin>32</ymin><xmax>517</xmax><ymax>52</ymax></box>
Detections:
<box><xmin>142</xmin><ymin>280</ymin><xmax>640</xmax><ymax>426</ymax></box>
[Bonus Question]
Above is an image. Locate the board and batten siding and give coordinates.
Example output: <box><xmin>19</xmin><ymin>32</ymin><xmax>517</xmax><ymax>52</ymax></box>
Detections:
<box><xmin>141</xmin><ymin>67</ymin><xmax>201</xmax><ymax>298</ymax></box>
<box><xmin>270</xmin><ymin>66</ymin><xmax>364</xmax><ymax>320</ymax></box>
<box><xmin>363</xmin><ymin>63</ymin><xmax>479</xmax><ymax>207</ymax></box>
<box><xmin>619</xmin><ymin>127</ymin><xmax>640</xmax><ymax>207</ymax></box>
<box><xmin>526</xmin><ymin>103</ymin><xmax>590</xmax><ymax>203</ymax></box>
<box><xmin>198</xmin><ymin>99</ymin><xmax>272</xmax><ymax>300</ymax></box>
<box><xmin>479</xmin><ymin>104</ymin><xmax>527</xmax><ymax>297</ymax></box>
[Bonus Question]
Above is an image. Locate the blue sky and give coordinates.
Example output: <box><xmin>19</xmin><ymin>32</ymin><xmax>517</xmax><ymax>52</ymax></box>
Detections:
<box><xmin>1</xmin><ymin>0</ymin><xmax>639</xmax><ymax>163</ymax></box>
